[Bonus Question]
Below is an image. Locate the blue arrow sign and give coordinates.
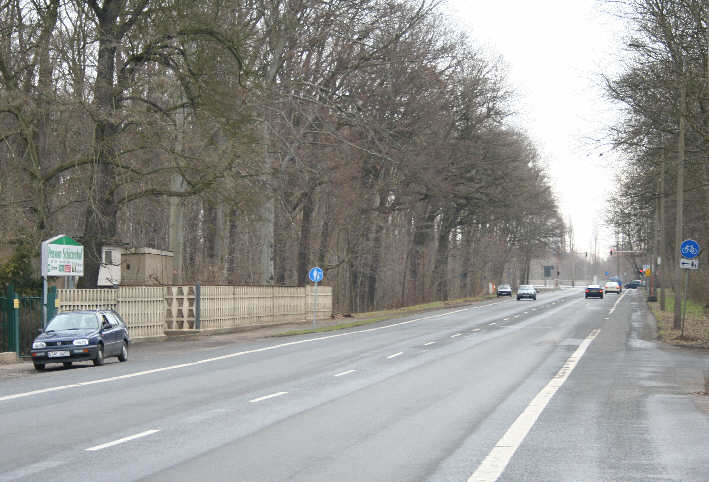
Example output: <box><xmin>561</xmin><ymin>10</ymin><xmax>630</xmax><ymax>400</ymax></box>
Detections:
<box><xmin>680</xmin><ymin>239</ymin><xmax>700</xmax><ymax>259</ymax></box>
<box><xmin>308</xmin><ymin>267</ymin><xmax>323</xmax><ymax>283</ymax></box>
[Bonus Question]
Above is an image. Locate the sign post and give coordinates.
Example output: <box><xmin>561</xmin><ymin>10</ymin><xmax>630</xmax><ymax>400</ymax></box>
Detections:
<box><xmin>308</xmin><ymin>267</ymin><xmax>324</xmax><ymax>326</ymax></box>
<box><xmin>679</xmin><ymin>239</ymin><xmax>700</xmax><ymax>337</ymax></box>
<box><xmin>41</xmin><ymin>235</ymin><xmax>83</xmax><ymax>327</ymax></box>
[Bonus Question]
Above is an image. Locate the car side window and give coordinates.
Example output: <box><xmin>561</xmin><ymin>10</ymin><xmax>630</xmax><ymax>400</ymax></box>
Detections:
<box><xmin>104</xmin><ymin>313</ymin><xmax>120</xmax><ymax>328</ymax></box>
<box><xmin>100</xmin><ymin>315</ymin><xmax>112</xmax><ymax>330</ymax></box>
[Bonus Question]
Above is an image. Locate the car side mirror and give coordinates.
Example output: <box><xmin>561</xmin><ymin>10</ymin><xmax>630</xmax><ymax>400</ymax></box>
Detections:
<box><xmin>102</xmin><ymin>321</ymin><xmax>111</xmax><ymax>330</ymax></box>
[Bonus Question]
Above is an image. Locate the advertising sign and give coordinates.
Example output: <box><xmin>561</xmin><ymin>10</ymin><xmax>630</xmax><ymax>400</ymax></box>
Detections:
<box><xmin>41</xmin><ymin>235</ymin><xmax>84</xmax><ymax>277</ymax></box>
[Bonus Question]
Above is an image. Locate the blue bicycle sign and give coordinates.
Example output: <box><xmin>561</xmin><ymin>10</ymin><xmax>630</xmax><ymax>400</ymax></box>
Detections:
<box><xmin>680</xmin><ymin>239</ymin><xmax>700</xmax><ymax>259</ymax></box>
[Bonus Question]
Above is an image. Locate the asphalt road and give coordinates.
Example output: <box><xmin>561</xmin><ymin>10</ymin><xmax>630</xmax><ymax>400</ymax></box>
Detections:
<box><xmin>0</xmin><ymin>288</ymin><xmax>707</xmax><ymax>481</ymax></box>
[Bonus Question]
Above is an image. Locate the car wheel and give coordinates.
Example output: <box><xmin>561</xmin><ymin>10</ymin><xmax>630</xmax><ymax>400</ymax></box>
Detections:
<box><xmin>118</xmin><ymin>341</ymin><xmax>128</xmax><ymax>362</ymax></box>
<box><xmin>601</xmin><ymin>295</ymin><xmax>604</xmax><ymax>299</ymax></box>
<box><xmin>63</xmin><ymin>362</ymin><xmax>72</xmax><ymax>369</ymax></box>
<box><xmin>93</xmin><ymin>344</ymin><xmax>105</xmax><ymax>366</ymax></box>
<box><xmin>33</xmin><ymin>362</ymin><xmax>45</xmax><ymax>371</ymax></box>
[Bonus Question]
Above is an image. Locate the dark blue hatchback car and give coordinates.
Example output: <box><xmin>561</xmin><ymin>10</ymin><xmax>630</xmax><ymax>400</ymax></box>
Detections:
<box><xmin>30</xmin><ymin>310</ymin><xmax>130</xmax><ymax>370</ymax></box>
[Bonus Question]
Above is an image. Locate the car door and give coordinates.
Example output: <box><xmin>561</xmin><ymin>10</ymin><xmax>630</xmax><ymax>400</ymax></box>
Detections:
<box><xmin>100</xmin><ymin>313</ymin><xmax>121</xmax><ymax>356</ymax></box>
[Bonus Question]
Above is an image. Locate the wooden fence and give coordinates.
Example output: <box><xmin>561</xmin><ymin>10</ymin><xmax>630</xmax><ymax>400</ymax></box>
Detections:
<box><xmin>56</xmin><ymin>285</ymin><xmax>333</xmax><ymax>339</ymax></box>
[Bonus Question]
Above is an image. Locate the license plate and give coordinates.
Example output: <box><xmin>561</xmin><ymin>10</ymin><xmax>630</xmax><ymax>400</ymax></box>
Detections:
<box><xmin>48</xmin><ymin>351</ymin><xmax>70</xmax><ymax>358</ymax></box>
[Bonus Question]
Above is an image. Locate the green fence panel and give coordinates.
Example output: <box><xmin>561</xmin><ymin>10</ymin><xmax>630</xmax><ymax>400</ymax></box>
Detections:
<box><xmin>0</xmin><ymin>286</ymin><xmax>17</xmax><ymax>353</ymax></box>
<box><xmin>46</xmin><ymin>286</ymin><xmax>57</xmax><ymax>324</ymax></box>
<box><xmin>0</xmin><ymin>295</ymin><xmax>9</xmax><ymax>352</ymax></box>
<box><xmin>19</xmin><ymin>296</ymin><xmax>43</xmax><ymax>357</ymax></box>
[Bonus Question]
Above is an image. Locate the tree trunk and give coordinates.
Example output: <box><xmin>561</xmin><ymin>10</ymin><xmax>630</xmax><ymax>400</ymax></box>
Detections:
<box><xmin>296</xmin><ymin>189</ymin><xmax>314</xmax><ymax>286</ymax></box>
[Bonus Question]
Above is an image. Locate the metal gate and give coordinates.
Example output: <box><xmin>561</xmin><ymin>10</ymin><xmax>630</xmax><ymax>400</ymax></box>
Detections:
<box><xmin>0</xmin><ymin>287</ymin><xmax>19</xmax><ymax>353</ymax></box>
<box><xmin>0</xmin><ymin>286</ymin><xmax>53</xmax><ymax>356</ymax></box>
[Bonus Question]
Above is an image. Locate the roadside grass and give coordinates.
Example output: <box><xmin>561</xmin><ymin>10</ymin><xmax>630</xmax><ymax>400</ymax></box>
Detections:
<box><xmin>274</xmin><ymin>295</ymin><xmax>496</xmax><ymax>337</ymax></box>
<box><xmin>648</xmin><ymin>290</ymin><xmax>709</xmax><ymax>348</ymax></box>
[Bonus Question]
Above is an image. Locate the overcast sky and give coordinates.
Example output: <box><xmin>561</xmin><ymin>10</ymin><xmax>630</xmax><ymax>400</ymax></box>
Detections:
<box><xmin>445</xmin><ymin>0</ymin><xmax>629</xmax><ymax>255</ymax></box>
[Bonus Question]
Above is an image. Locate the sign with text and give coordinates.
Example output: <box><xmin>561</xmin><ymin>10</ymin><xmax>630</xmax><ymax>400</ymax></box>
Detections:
<box><xmin>41</xmin><ymin>235</ymin><xmax>84</xmax><ymax>277</ymax></box>
<box><xmin>680</xmin><ymin>258</ymin><xmax>698</xmax><ymax>270</ymax></box>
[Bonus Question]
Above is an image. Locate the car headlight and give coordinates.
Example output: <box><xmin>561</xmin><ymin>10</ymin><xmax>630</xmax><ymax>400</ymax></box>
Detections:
<box><xmin>73</xmin><ymin>339</ymin><xmax>89</xmax><ymax>346</ymax></box>
<box><xmin>32</xmin><ymin>341</ymin><xmax>46</xmax><ymax>349</ymax></box>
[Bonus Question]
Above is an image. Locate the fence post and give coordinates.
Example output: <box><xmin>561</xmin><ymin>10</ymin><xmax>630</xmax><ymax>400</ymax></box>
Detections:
<box><xmin>195</xmin><ymin>283</ymin><xmax>201</xmax><ymax>330</ymax></box>
<box><xmin>12</xmin><ymin>296</ymin><xmax>20</xmax><ymax>356</ymax></box>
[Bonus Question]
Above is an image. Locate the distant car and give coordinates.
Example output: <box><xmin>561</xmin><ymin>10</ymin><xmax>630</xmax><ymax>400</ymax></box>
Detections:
<box><xmin>30</xmin><ymin>310</ymin><xmax>130</xmax><ymax>370</ymax></box>
<box><xmin>604</xmin><ymin>281</ymin><xmax>621</xmax><ymax>294</ymax></box>
<box><xmin>626</xmin><ymin>280</ymin><xmax>641</xmax><ymax>289</ymax></box>
<box><xmin>497</xmin><ymin>284</ymin><xmax>512</xmax><ymax>297</ymax></box>
<box><xmin>585</xmin><ymin>284</ymin><xmax>604</xmax><ymax>298</ymax></box>
<box><xmin>517</xmin><ymin>284</ymin><xmax>537</xmax><ymax>300</ymax></box>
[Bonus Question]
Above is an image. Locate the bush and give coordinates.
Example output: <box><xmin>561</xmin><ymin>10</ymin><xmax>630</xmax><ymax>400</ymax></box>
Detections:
<box><xmin>0</xmin><ymin>244</ymin><xmax>42</xmax><ymax>296</ymax></box>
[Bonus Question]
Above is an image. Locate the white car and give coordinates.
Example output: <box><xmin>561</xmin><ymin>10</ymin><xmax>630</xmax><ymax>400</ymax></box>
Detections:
<box><xmin>604</xmin><ymin>281</ymin><xmax>621</xmax><ymax>294</ymax></box>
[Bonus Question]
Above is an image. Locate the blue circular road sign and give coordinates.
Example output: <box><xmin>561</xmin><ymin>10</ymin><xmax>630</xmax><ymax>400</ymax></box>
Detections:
<box><xmin>308</xmin><ymin>267</ymin><xmax>324</xmax><ymax>283</ymax></box>
<box><xmin>680</xmin><ymin>239</ymin><xmax>700</xmax><ymax>259</ymax></box>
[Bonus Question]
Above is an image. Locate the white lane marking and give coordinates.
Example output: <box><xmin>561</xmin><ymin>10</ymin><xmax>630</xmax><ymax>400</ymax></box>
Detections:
<box><xmin>387</xmin><ymin>352</ymin><xmax>403</xmax><ymax>359</ymax></box>
<box><xmin>609</xmin><ymin>290</ymin><xmax>628</xmax><ymax>314</ymax></box>
<box><xmin>86</xmin><ymin>429</ymin><xmax>160</xmax><ymax>452</ymax></box>
<box><xmin>334</xmin><ymin>370</ymin><xmax>356</xmax><ymax>377</ymax></box>
<box><xmin>469</xmin><ymin>329</ymin><xmax>600</xmax><ymax>482</ymax></box>
<box><xmin>488</xmin><ymin>322</ymin><xmax>496</xmax><ymax>326</ymax></box>
<box><xmin>472</xmin><ymin>328</ymin><xmax>481</xmax><ymax>332</ymax></box>
<box><xmin>249</xmin><ymin>391</ymin><xmax>288</xmax><ymax>403</ymax></box>
<box><xmin>424</xmin><ymin>341</ymin><xmax>436</xmax><ymax>346</ymax></box>
<box><xmin>451</xmin><ymin>333</ymin><xmax>462</xmax><ymax>338</ymax></box>
<box><xmin>513</xmin><ymin>315</ymin><xmax>520</xmax><ymax>318</ymax></box>
<box><xmin>524</xmin><ymin>312</ymin><xmax>529</xmax><ymax>314</ymax></box>
<box><xmin>0</xmin><ymin>307</ymin><xmax>474</xmax><ymax>403</ymax></box>
<box><xmin>503</xmin><ymin>318</ymin><xmax>510</xmax><ymax>321</ymax></box>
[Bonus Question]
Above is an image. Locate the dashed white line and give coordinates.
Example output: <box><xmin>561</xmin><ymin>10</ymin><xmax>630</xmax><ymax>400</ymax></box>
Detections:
<box><xmin>0</xmin><ymin>306</ymin><xmax>480</xmax><ymax>404</ymax></box>
<box><xmin>387</xmin><ymin>352</ymin><xmax>403</xmax><ymax>359</ymax></box>
<box><xmin>451</xmin><ymin>333</ymin><xmax>462</xmax><ymax>338</ymax></box>
<box><xmin>86</xmin><ymin>429</ymin><xmax>160</xmax><ymax>452</ymax></box>
<box><xmin>472</xmin><ymin>328</ymin><xmax>481</xmax><ymax>332</ymax></box>
<box><xmin>249</xmin><ymin>392</ymin><xmax>288</xmax><ymax>403</ymax></box>
<box><xmin>503</xmin><ymin>318</ymin><xmax>510</xmax><ymax>321</ymax></box>
<box><xmin>488</xmin><ymin>322</ymin><xmax>497</xmax><ymax>326</ymax></box>
<box><xmin>424</xmin><ymin>341</ymin><xmax>437</xmax><ymax>346</ymax></box>
<box><xmin>334</xmin><ymin>370</ymin><xmax>356</xmax><ymax>377</ymax></box>
<box><xmin>513</xmin><ymin>315</ymin><xmax>520</xmax><ymax>318</ymax></box>
<box><xmin>468</xmin><ymin>329</ymin><xmax>600</xmax><ymax>481</ymax></box>
<box><xmin>524</xmin><ymin>312</ymin><xmax>529</xmax><ymax>314</ymax></box>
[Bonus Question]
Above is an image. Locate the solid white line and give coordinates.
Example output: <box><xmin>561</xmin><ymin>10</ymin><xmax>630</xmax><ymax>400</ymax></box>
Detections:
<box><xmin>249</xmin><ymin>391</ymin><xmax>288</xmax><ymax>403</ymax></box>
<box><xmin>0</xmin><ymin>307</ymin><xmax>473</xmax><ymax>404</ymax></box>
<box><xmin>609</xmin><ymin>290</ymin><xmax>628</xmax><ymax>314</ymax></box>
<box><xmin>334</xmin><ymin>370</ymin><xmax>356</xmax><ymax>377</ymax></box>
<box><xmin>424</xmin><ymin>341</ymin><xmax>436</xmax><ymax>346</ymax></box>
<box><xmin>86</xmin><ymin>429</ymin><xmax>159</xmax><ymax>452</ymax></box>
<box><xmin>451</xmin><ymin>333</ymin><xmax>462</xmax><ymax>338</ymax></box>
<box><xmin>387</xmin><ymin>352</ymin><xmax>403</xmax><ymax>359</ymax></box>
<box><xmin>468</xmin><ymin>329</ymin><xmax>600</xmax><ymax>482</ymax></box>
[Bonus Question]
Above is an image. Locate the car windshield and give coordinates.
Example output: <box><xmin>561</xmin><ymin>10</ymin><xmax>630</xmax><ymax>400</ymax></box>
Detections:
<box><xmin>519</xmin><ymin>285</ymin><xmax>533</xmax><ymax>290</ymax></box>
<box><xmin>499</xmin><ymin>284</ymin><xmax>511</xmax><ymax>289</ymax></box>
<box><xmin>46</xmin><ymin>313</ymin><xmax>99</xmax><ymax>331</ymax></box>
